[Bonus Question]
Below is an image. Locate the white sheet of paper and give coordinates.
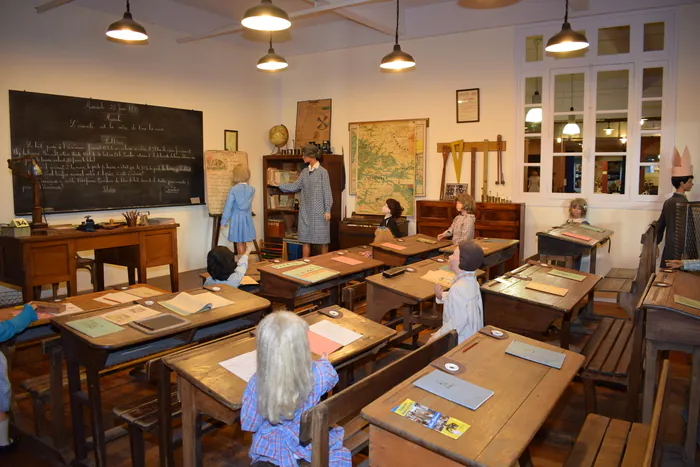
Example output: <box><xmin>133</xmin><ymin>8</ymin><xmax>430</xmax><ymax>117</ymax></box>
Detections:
<box><xmin>94</xmin><ymin>292</ymin><xmax>139</xmax><ymax>305</ymax></box>
<box><xmin>101</xmin><ymin>304</ymin><xmax>161</xmax><ymax>326</ymax></box>
<box><xmin>195</xmin><ymin>291</ymin><xmax>234</xmax><ymax>309</ymax></box>
<box><xmin>219</xmin><ymin>350</ymin><xmax>257</xmax><ymax>383</ymax></box>
<box><xmin>309</xmin><ymin>320</ymin><xmax>362</xmax><ymax>346</ymax></box>
<box><xmin>61</xmin><ymin>303</ymin><xmax>84</xmax><ymax>315</ymax></box>
<box><xmin>126</xmin><ymin>287</ymin><xmax>164</xmax><ymax>299</ymax></box>
<box><xmin>241</xmin><ymin>276</ymin><xmax>258</xmax><ymax>286</ymax></box>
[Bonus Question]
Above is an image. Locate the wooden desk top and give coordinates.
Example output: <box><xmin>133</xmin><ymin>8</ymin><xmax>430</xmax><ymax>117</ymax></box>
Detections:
<box><xmin>165</xmin><ymin>307</ymin><xmax>396</xmax><ymax>412</ymax></box>
<box><xmin>371</xmin><ymin>234</ymin><xmax>451</xmax><ymax>258</ymax></box>
<box><xmin>440</xmin><ymin>238</ymin><xmax>520</xmax><ymax>256</ymax></box>
<box><xmin>2</xmin><ymin>223</ymin><xmax>179</xmax><ymax>244</ymax></box>
<box><xmin>0</xmin><ymin>284</ymin><xmax>168</xmax><ymax>328</ymax></box>
<box><xmin>361</xmin><ymin>330</ymin><xmax>584</xmax><ymax>466</ymax></box>
<box><xmin>258</xmin><ymin>251</ymin><xmax>383</xmax><ymax>286</ymax></box>
<box><xmin>365</xmin><ymin>259</ymin><xmax>485</xmax><ymax>302</ymax></box>
<box><xmin>643</xmin><ymin>270</ymin><xmax>700</xmax><ymax>319</ymax></box>
<box><xmin>480</xmin><ymin>262</ymin><xmax>601</xmax><ymax>312</ymax></box>
<box><xmin>536</xmin><ymin>223</ymin><xmax>613</xmax><ymax>247</ymax></box>
<box><xmin>51</xmin><ymin>285</ymin><xmax>270</xmax><ymax>350</ymax></box>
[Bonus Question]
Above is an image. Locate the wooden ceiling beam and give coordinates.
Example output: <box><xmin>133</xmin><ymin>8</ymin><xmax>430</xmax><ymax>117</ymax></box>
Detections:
<box><xmin>35</xmin><ymin>0</ymin><xmax>76</xmax><ymax>14</ymax></box>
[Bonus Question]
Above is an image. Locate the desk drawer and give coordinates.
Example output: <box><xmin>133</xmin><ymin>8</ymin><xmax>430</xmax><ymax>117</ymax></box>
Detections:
<box><xmin>30</xmin><ymin>243</ymin><xmax>71</xmax><ymax>284</ymax></box>
<box><xmin>75</xmin><ymin>233</ymin><xmax>139</xmax><ymax>251</ymax></box>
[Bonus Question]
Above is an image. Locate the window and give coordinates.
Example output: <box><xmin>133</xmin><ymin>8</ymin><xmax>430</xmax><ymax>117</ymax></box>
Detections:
<box><xmin>517</xmin><ymin>12</ymin><xmax>674</xmax><ymax>206</ymax></box>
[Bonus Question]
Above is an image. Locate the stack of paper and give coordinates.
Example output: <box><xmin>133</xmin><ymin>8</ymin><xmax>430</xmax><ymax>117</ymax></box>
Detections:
<box><xmin>94</xmin><ymin>291</ymin><xmax>140</xmax><ymax>305</ymax></box>
<box><xmin>309</xmin><ymin>320</ymin><xmax>362</xmax><ymax>348</ymax></box>
<box><xmin>66</xmin><ymin>316</ymin><xmax>125</xmax><ymax>338</ymax></box>
<box><xmin>101</xmin><ymin>304</ymin><xmax>161</xmax><ymax>326</ymax></box>
<box><xmin>160</xmin><ymin>292</ymin><xmax>234</xmax><ymax>316</ymax></box>
<box><xmin>219</xmin><ymin>350</ymin><xmax>257</xmax><ymax>382</ymax></box>
<box><xmin>421</xmin><ymin>269</ymin><xmax>455</xmax><ymax>289</ymax></box>
<box><xmin>126</xmin><ymin>287</ymin><xmax>164</xmax><ymax>299</ymax></box>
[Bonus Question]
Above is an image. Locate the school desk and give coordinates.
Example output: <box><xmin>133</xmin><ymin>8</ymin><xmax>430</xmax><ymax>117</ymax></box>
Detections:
<box><xmin>162</xmin><ymin>306</ymin><xmax>396</xmax><ymax>467</ymax></box>
<box><xmin>440</xmin><ymin>237</ymin><xmax>520</xmax><ymax>277</ymax></box>
<box><xmin>0</xmin><ymin>223</ymin><xmax>179</xmax><ymax>302</ymax></box>
<box><xmin>364</xmin><ymin>259</ymin><xmax>484</xmax><ymax>340</ymax></box>
<box><xmin>536</xmin><ymin>223</ymin><xmax>613</xmax><ymax>274</ymax></box>
<box><xmin>480</xmin><ymin>261</ymin><xmax>601</xmax><ymax>349</ymax></box>
<box><xmin>0</xmin><ymin>284</ymin><xmax>168</xmax><ymax>449</ymax></box>
<box><xmin>361</xmin><ymin>329</ymin><xmax>584</xmax><ymax>467</ymax></box>
<box><xmin>370</xmin><ymin>234</ymin><xmax>452</xmax><ymax>267</ymax></box>
<box><xmin>641</xmin><ymin>270</ymin><xmax>700</xmax><ymax>464</ymax></box>
<box><xmin>258</xmin><ymin>251</ymin><xmax>383</xmax><ymax>310</ymax></box>
<box><xmin>51</xmin><ymin>284</ymin><xmax>270</xmax><ymax>467</ymax></box>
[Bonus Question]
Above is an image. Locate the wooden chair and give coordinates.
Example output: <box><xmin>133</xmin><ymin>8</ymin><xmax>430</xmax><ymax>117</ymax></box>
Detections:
<box><xmin>298</xmin><ymin>331</ymin><xmax>459</xmax><ymax>467</ymax></box>
<box><xmin>564</xmin><ymin>359</ymin><xmax>670</xmax><ymax>467</ymax></box>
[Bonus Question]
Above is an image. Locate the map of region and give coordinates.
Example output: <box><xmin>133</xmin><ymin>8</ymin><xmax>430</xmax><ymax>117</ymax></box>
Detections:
<box><xmin>349</xmin><ymin>119</ymin><xmax>427</xmax><ymax>216</ymax></box>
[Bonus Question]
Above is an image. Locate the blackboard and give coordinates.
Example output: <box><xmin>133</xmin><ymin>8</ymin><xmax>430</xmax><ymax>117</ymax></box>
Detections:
<box><xmin>9</xmin><ymin>90</ymin><xmax>205</xmax><ymax>215</ymax></box>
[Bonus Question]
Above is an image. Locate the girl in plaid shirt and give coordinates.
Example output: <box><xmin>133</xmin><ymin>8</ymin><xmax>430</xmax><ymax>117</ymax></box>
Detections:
<box><xmin>437</xmin><ymin>193</ymin><xmax>476</xmax><ymax>245</ymax></box>
<box><xmin>241</xmin><ymin>312</ymin><xmax>351</xmax><ymax>467</ymax></box>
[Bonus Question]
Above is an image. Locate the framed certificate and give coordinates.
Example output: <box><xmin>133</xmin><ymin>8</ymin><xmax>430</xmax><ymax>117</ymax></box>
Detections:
<box><xmin>224</xmin><ymin>130</ymin><xmax>238</xmax><ymax>151</ymax></box>
<box><xmin>456</xmin><ymin>88</ymin><xmax>480</xmax><ymax>123</ymax></box>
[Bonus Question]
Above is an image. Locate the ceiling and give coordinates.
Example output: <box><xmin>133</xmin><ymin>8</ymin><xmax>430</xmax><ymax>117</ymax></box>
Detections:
<box><xmin>56</xmin><ymin>0</ymin><xmax>700</xmax><ymax>56</ymax></box>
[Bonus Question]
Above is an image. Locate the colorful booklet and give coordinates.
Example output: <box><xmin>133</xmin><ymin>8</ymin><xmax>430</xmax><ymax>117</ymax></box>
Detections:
<box><xmin>392</xmin><ymin>398</ymin><xmax>470</xmax><ymax>440</ymax></box>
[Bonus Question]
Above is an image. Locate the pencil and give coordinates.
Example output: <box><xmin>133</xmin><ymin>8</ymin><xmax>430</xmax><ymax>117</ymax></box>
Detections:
<box><xmin>461</xmin><ymin>340</ymin><xmax>480</xmax><ymax>353</ymax></box>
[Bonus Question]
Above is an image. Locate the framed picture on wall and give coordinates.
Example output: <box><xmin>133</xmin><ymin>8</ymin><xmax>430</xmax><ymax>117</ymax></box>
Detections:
<box><xmin>456</xmin><ymin>88</ymin><xmax>480</xmax><ymax>123</ymax></box>
<box><xmin>224</xmin><ymin>130</ymin><xmax>238</xmax><ymax>151</ymax></box>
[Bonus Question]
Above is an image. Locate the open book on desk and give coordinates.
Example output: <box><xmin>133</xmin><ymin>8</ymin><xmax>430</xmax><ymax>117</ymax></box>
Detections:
<box><xmin>160</xmin><ymin>291</ymin><xmax>234</xmax><ymax>316</ymax></box>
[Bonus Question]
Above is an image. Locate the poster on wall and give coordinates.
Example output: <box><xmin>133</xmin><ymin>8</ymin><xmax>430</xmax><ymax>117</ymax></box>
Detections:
<box><xmin>349</xmin><ymin>118</ymin><xmax>428</xmax><ymax>216</ymax></box>
<box><xmin>456</xmin><ymin>88</ymin><xmax>480</xmax><ymax>123</ymax></box>
<box><xmin>295</xmin><ymin>99</ymin><xmax>332</xmax><ymax>149</ymax></box>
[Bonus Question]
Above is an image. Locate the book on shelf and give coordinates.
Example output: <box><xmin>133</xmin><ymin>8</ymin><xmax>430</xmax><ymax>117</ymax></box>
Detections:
<box><xmin>266</xmin><ymin>168</ymin><xmax>299</xmax><ymax>187</ymax></box>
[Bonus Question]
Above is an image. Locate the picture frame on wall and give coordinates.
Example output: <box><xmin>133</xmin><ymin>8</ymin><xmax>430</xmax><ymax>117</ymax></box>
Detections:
<box><xmin>456</xmin><ymin>89</ymin><xmax>480</xmax><ymax>123</ymax></box>
<box><xmin>224</xmin><ymin>130</ymin><xmax>238</xmax><ymax>151</ymax></box>
<box><xmin>443</xmin><ymin>183</ymin><xmax>469</xmax><ymax>200</ymax></box>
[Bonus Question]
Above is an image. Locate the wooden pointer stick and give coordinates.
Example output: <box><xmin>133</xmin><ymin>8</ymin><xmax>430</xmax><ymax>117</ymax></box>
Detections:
<box><xmin>470</xmin><ymin>147</ymin><xmax>477</xmax><ymax>199</ymax></box>
<box><xmin>440</xmin><ymin>146</ymin><xmax>450</xmax><ymax>200</ymax></box>
<box><xmin>482</xmin><ymin>139</ymin><xmax>489</xmax><ymax>202</ymax></box>
<box><xmin>497</xmin><ymin>134</ymin><xmax>505</xmax><ymax>185</ymax></box>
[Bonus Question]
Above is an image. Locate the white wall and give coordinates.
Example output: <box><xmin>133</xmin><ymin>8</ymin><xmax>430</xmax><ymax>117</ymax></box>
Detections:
<box><xmin>0</xmin><ymin>2</ymin><xmax>276</xmax><ymax>293</ymax></box>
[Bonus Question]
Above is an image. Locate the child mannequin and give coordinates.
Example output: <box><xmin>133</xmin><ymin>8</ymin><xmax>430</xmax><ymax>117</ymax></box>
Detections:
<box><xmin>221</xmin><ymin>164</ymin><xmax>256</xmax><ymax>257</ymax></box>
<box><xmin>378</xmin><ymin>198</ymin><xmax>404</xmax><ymax>239</ymax></box>
<box><xmin>437</xmin><ymin>194</ymin><xmax>476</xmax><ymax>245</ymax></box>
<box><xmin>566</xmin><ymin>198</ymin><xmax>589</xmax><ymax>225</ymax></box>
<box><xmin>427</xmin><ymin>241</ymin><xmax>484</xmax><ymax>345</ymax></box>
<box><xmin>1</xmin><ymin>303</ymin><xmax>38</xmax><ymax>453</ymax></box>
<box><xmin>241</xmin><ymin>311</ymin><xmax>351</xmax><ymax>467</ymax></box>
<box><xmin>204</xmin><ymin>246</ymin><xmax>249</xmax><ymax>289</ymax></box>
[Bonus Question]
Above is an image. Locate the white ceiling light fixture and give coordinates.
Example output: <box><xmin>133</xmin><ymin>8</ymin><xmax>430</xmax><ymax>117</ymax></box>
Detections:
<box><xmin>242</xmin><ymin>0</ymin><xmax>291</xmax><ymax>32</ymax></box>
<box><xmin>380</xmin><ymin>0</ymin><xmax>415</xmax><ymax>71</ymax></box>
<box><xmin>604</xmin><ymin>120</ymin><xmax>614</xmax><ymax>136</ymax></box>
<box><xmin>106</xmin><ymin>0</ymin><xmax>148</xmax><ymax>43</ymax></box>
<box><xmin>545</xmin><ymin>0</ymin><xmax>589</xmax><ymax>53</ymax></box>
<box><xmin>257</xmin><ymin>34</ymin><xmax>288</xmax><ymax>71</ymax></box>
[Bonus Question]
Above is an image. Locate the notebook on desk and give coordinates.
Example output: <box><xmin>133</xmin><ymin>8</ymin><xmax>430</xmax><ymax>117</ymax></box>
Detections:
<box><xmin>505</xmin><ymin>340</ymin><xmax>565</xmax><ymax>369</ymax></box>
<box><xmin>413</xmin><ymin>370</ymin><xmax>493</xmax><ymax>411</ymax></box>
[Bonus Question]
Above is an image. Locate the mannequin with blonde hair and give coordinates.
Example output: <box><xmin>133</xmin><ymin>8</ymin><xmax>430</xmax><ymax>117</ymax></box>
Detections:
<box><xmin>241</xmin><ymin>312</ymin><xmax>351</xmax><ymax>466</ymax></box>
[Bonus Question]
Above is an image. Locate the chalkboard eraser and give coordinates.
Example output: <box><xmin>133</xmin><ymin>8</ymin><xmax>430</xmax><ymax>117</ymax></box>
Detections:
<box><xmin>190</xmin><ymin>197</ymin><xmax>201</xmax><ymax>204</ymax></box>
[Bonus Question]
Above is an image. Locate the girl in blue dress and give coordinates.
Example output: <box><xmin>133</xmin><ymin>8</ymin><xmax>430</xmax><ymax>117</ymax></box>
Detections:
<box><xmin>221</xmin><ymin>164</ymin><xmax>256</xmax><ymax>256</ymax></box>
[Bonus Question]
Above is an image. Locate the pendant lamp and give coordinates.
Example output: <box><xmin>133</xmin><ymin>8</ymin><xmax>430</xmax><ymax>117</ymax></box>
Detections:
<box><xmin>242</xmin><ymin>0</ymin><xmax>291</xmax><ymax>32</ymax></box>
<box><xmin>562</xmin><ymin>75</ymin><xmax>580</xmax><ymax>136</ymax></box>
<box><xmin>545</xmin><ymin>0</ymin><xmax>589</xmax><ymax>53</ymax></box>
<box><xmin>106</xmin><ymin>0</ymin><xmax>148</xmax><ymax>43</ymax></box>
<box><xmin>604</xmin><ymin>120</ymin><xmax>613</xmax><ymax>136</ymax></box>
<box><xmin>257</xmin><ymin>34</ymin><xmax>288</xmax><ymax>71</ymax></box>
<box><xmin>380</xmin><ymin>0</ymin><xmax>415</xmax><ymax>70</ymax></box>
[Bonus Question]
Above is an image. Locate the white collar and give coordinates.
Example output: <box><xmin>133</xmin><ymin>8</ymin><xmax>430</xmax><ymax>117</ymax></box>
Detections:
<box><xmin>238</xmin><ymin>182</ymin><xmax>248</xmax><ymax>185</ymax></box>
<box><xmin>309</xmin><ymin>161</ymin><xmax>320</xmax><ymax>172</ymax></box>
<box><xmin>384</xmin><ymin>214</ymin><xmax>391</xmax><ymax>219</ymax></box>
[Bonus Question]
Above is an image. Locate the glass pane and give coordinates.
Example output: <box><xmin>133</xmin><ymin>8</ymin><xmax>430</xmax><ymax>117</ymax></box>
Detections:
<box><xmin>525</xmin><ymin>35</ymin><xmax>543</xmax><ymax>62</ymax></box>
<box><xmin>594</xmin><ymin>156</ymin><xmax>626</xmax><ymax>194</ymax></box>
<box><xmin>549</xmin><ymin>31</ymin><xmax>589</xmax><ymax>59</ymax></box>
<box><xmin>639</xmin><ymin>165</ymin><xmax>660</xmax><ymax>195</ymax></box>
<box><xmin>554</xmin><ymin>73</ymin><xmax>584</xmax><ymax>113</ymax></box>
<box><xmin>598</xmin><ymin>26</ymin><xmax>630</xmax><ymax>55</ymax></box>
<box><xmin>641</xmin><ymin>101</ymin><xmax>662</xmax><ymax>130</ymax></box>
<box><xmin>524</xmin><ymin>77</ymin><xmax>542</xmax><ymax>133</ymax></box>
<box><xmin>524</xmin><ymin>138</ymin><xmax>541</xmax><ymax>163</ymax></box>
<box><xmin>596</xmin><ymin>69</ymin><xmax>629</xmax><ymax>111</ymax></box>
<box><xmin>644</xmin><ymin>22</ymin><xmax>665</xmax><ymax>52</ymax></box>
<box><xmin>640</xmin><ymin>134</ymin><xmax>661</xmax><ymax>163</ymax></box>
<box><xmin>524</xmin><ymin>167</ymin><xmax>541</xmax><ymax>193</ymax></box>
<box><xmin>642</xmin><ymin>68</ymin><xmax>663</xmax><ymax>98</ymax></box>
<box><xmin>554</xmin><ymin>114</ymin><xmax>583</xmax><ymax>152</ymax></box>
<box><xmin>552</xmin><ymin>156</ymin><xmax>582</xmax><ymax>193</ymax></box>
<box><xmin>524</xmin><ymin>77</ymin><xmax>542</xmax><ymax>105</ymax></box>
<box><xmin>595</xmin><ymin>113</ymin><xmax>627</xmax><ymax>152</ymax></box>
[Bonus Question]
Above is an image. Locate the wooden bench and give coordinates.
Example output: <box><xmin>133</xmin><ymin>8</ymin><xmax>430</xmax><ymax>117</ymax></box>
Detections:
<box><xmin>341</xmin><ymin>281</ymin><xmax>367</xmax><ymax>314</ymax></box>
<box><xmin>565</xmin><ymin>359</ymin><xmax>670</xmax><ymax>467</ymax></box>
<box><xmin>298</xmin><ymin>331</ymin><xmax>459</xmax><ymax>467</ymax></box>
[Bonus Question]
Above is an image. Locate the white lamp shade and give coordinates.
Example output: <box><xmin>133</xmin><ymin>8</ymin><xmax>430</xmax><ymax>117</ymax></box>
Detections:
<box><xmin>242</xmin><ymin>0</ymin><xmax>291</xmax><ymax>31</ymax></box>
<box><xmin>562</xmin><ymin>122</ymin><xmax>581</xmax><ymax>136</ymax></box>
<box><xmin>525</xmin><ymin>107</ymin><xmax>542</xmax><ymax>123</ymax></box>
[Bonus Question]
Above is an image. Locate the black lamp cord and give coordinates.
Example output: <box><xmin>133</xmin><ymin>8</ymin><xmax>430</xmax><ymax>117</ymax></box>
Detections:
<box><xmin>126</xmin><ymin>0</ymin><xmax>131</xmax><ymax>14</ymax></box>
<box><xmin>269</xmin><ymin>33</ymin><xmax>273</xmax><ymax>51</ymax></box>
<box><xmin>564</xmin><ymin>0</ymin><xmax>569</xmax><ymax>23</ymax></box>
<box><xmin>394</xmin><ymin>0</ymin><xmax>399</xmax><ymax>45</ymax></box>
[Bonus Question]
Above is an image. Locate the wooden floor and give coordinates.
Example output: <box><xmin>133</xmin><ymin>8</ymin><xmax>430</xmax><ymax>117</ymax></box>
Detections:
<box><xmin>4</xmin><ymin>269</ymin><xmax>700</xmax><ymax>466</ymax></box>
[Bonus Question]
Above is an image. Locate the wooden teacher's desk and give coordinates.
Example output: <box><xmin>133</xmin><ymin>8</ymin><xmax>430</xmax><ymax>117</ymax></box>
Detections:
<box><xmin>480</xmin><ymin>262</ymin><xmax>601</xmax><ymax>349</ymax></box>
<box><xmin>258</xmin><ymin>251</ymin><xmax>383</xmax><ymax>309</ymax></box>
<box><xmin>642</xmin><ymin>270</ymin><xmax>700</xmax><ymax>464</ymax></box>
<box><xmin>371</xmin><ymin>234</ymin><xmax>451</xmax><ymax>267</ymax></box>
<box><xmin>0</xmin><ymin>223</ymin><xmax>179</xmax><ymax>302</ymax></box>
<box><xmin>536</xmin><ymin>223</ymin><xmax>613</xmax><ymax>274</ymax></box>
<box><xmin>440</xmin><ymin>237</ymin><xmax>520</xmax><ymax>277</ymax></box>
<box><xmin>52</xmin><ymin>284</ymin><xmax>270</xmax><ymax>467</ymax></box>
<box><xmin>361</xmin><ymin>329</ymin><xmax>584</xmax><ymax>467</ymax></box>
<box><xmin>163</xmin><ymin>306</ymin><xmax>396</xmax><ymax>467</ymax></box>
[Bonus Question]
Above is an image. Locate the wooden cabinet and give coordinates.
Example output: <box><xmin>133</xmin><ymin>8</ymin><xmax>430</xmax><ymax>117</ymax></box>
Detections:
<box><xmin>262</xmin><ymin>154</ymin><xmax>344</xmax><ymax>251</ymax></box>
<box><xmin>416</xmin><ymin>200</ymin><xmax>525</xmax><ymax>271</ymax></box>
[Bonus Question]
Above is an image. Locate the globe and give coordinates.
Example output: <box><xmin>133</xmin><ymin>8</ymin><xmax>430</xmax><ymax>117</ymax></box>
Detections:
<box><xmin>269</xmin><ymin>124</ymin><xmax>289</xmax><ymax>149</ymax></box>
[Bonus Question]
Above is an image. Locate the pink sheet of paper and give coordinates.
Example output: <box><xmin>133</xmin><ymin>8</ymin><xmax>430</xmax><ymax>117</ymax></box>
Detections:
<box><xmin>308</xmin><ymin>331</ymin><xmax>343</xmax><ymax>355</ymax></box>
<box><xmin>330</xmin><ymin>256</ymin><xmax>363</xmax><ymax>266</ymax></box>
<box><xmin>561</xmin><ymin>231</ymin><xmax>592</xmax><ymax>242</ymax></box>
<box><xmin>381</xmin><ymin>242</ymin><xmax>407</xmax><ymax>251</ymax></box>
